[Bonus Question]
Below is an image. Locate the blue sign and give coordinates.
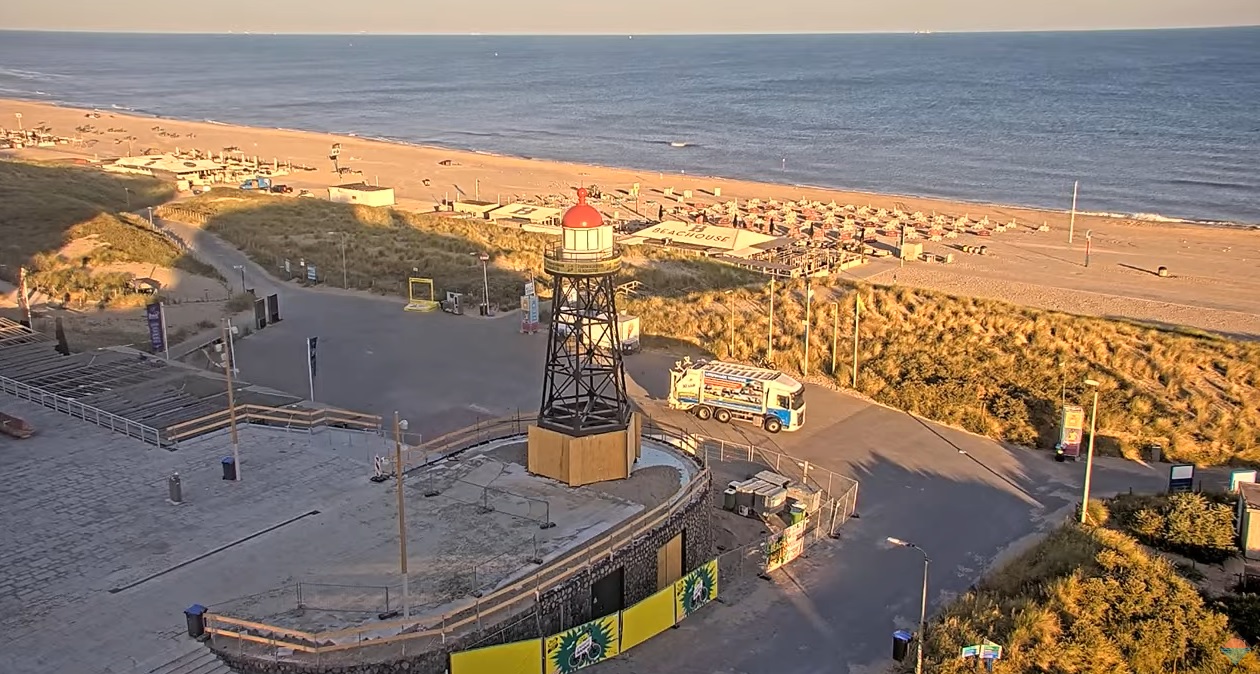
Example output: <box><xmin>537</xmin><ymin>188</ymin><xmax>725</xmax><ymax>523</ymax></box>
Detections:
<box><xmin>1169</xmin><ymin>463</ymin><xmax>1195</xmax><ymax>494</ymax></box>
<box><xmin>145</xmin><ymin>302</ymin><xmax>165</xmax><ymax>353</ymax></box>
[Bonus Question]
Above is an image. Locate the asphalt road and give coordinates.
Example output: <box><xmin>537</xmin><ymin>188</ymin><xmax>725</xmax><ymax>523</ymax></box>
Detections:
<box><xmin>165</xmin><ymin>219</ymin><xmax>1198</xmax><ymax>674</ymax></box>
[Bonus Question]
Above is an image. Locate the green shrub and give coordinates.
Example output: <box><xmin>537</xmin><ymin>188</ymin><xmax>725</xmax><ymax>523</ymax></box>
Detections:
<box><xmin>1109</xmin><ymin>492</ymin><xmax>1238</xmax><ymax>564</ymax></box>
<box><xmin>1213</xmin><ymin>593</ymin><xmax>1260</xmax><ymax>646</ymax></box>
<box><xmin>913</xmin><ymin>524</ymin><xmax>1259</xmax><ymax>674</ymax></box>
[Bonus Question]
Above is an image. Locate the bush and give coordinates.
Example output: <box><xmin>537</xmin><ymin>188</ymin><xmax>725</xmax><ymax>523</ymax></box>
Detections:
<box><xmin>1214</xmin><ymin>593</ymin><xmax>1260</xmax><ymax>646</ymax></box>
<box><xmin>1108</xmin><ymin>492</ymin><xmax>1238</xmax><ymax>564</ymax></box>
<box><xmin>913</xmin><ymin>524</ymin><xmax>1259</xmax><ymax>674</ymax></box>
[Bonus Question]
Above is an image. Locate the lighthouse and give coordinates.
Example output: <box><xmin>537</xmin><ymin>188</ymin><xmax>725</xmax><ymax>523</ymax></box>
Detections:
<box><xmin>528</xmin><ymin>188</ymin><xmax>640</xmax><ymax>486</ymax></box>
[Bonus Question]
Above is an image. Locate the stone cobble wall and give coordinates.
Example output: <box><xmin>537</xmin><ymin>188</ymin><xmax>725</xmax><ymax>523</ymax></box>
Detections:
<box><xmin>216</xmin><ymin>471</ymin><xmax>713</xmax><ymax>674</ymax></box>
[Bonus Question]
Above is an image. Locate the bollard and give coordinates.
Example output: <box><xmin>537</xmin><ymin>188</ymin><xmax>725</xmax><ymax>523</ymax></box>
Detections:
<box><xmin>168</xmin><ymin>472</ymin><xmax>183</xmax><ymax>504</ymax></box>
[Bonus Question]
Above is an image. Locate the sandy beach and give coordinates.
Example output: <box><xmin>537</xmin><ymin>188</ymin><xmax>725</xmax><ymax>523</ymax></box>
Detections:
<box><xmin>4</xmin><ymin>98</ymin><xmax>1259</xmax><ymax>336</ymax></box>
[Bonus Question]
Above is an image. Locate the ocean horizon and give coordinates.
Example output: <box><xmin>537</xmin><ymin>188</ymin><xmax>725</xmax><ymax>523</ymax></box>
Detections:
<box><xmin>1</xmin><ymin>28</ymin><xmax>1257</xmax><ymax>224</ymax></box>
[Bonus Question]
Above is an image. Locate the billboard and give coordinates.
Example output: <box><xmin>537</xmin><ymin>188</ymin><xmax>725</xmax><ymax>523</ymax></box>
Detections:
<box><xmin>765</xmin><ymin>519</ymin><xmax>809</xmax><ymax>572</ymax></box>
<box><xmin>673</xmin><ymin>559</ymin><xmax>718</xmax><ymax>620</ymax></box>
<box><xmin>1059</xmin><ymin>405</ymin><xmax>1085</xmax><ymax>456</ymax></box>
<box><xmin>451</xmin><ymin>639</ymin><xmax>543</xmax><ymax>674</ymax></box>
<box><xmin>544</xmin><ymin>614</ymin><xmax>620</xmax><ymax>674</ymax></box>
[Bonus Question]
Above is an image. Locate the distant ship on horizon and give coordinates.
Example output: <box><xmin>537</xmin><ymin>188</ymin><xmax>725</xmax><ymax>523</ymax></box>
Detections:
<box><xmin>914</xmin><ymin>30</ymin><xmax>933</xmax><ymax>35</ymax></box>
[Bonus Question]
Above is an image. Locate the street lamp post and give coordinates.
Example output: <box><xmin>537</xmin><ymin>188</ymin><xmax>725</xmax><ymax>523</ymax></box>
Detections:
<box><xmin>887</xmin><ymin>537</ymin><xmax>929</xmax><ymax>674</ymax></box>
<box><xmin>328</xmin><ymin>231</ymin><xmax>349</xmax><ymax>289</ymax></box>
<box><xmin>1080</xmin><ymin>379</ymin><xmax>1101</xmax><ymax>524</ymax></box>
<box><xmin>470</xmin><ymin>252</ymin><xmax>490</xmax><ymax>314</ymax></box>
<box><xmin>221</xmin><ymin>320</ymin><xmax>241</xmax><ymax>481</ymax></box>
<box><xmin>393</xmin><ymin>412</ymin><xmax>411</xmax><ymax>619</ymax></box>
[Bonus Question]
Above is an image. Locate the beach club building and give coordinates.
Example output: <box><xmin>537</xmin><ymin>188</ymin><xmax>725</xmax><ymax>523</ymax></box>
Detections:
<box><xmin>105</xmin><ymin>154</ymin><xmax>226</xmax><ymax>184</ymax></box>
<box><xmin>328</xmin><ymin>183</ymin><xmax>396</xmax><ymax>207</ymax></box>
<box><xmin>486</xmin><ymin>203</ymin><xmax>563</xmax><ymax>226</ymax></box>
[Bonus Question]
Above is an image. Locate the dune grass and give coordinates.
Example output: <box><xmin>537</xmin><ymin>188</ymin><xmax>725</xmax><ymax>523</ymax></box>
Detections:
<box><xmin>162</xmin><ymin>190</ymin><xmax>1259</xmax><ymax>466</ymax></box>
<box><xmin>914</xmin><ymin>523</ymin><xmax>1258</xmax><ymax>674</ymax></box>
<box><xmin>626</xmin><ymin>280</ymin><xmax>1260</xmax><ymax>466</ymax></box>
<box><xmin>164</xmin><ymin>190</ymin><xmax>761</xmax><ymax>307</ymax></box>
<box><xmin>0</xmin><ymin>159</ymin><xmax>215</xmax><ymax>306</ymax></box>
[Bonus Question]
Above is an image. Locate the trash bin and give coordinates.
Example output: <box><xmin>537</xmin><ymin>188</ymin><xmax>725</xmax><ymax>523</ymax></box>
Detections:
<box><xmin>185</xmin><ymin>604</ymin><xmax>207</xmax><ymax>638</ymax></box>
<box><xmin>221</xmin><ymin>457</ymin><xmax>236</xmax><ymax>481</ymax></box>
<box><xmin>892</xmin><ymin>629</ymin><xmax>913</xmax><ymax>662</ymax></box>
<box><xmin>789</xmin><ymin>502</ymin><xmax>807</xmax><ymax>525</ymax></box>
<box><xmin>1149</xmin><ymin>443</ymin><xmax>1163</xmax><ymax>463</ymax></box>
<box><xmin>479</xmin><ymin>303</ymin><xmax>489</xmax><ymax>317</ymax></box>
<box><xmin>168</xmin><ymin>473</ymin><xmax>182</xmax><ymax>503</ymax></box>
<box><xmin>723</xmin><ymin>486</ymin><xmax>738</xmax><ymax>511</ymax></box>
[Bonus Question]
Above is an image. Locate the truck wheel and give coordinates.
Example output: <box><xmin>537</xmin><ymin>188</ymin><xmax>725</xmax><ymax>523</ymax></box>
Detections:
<box><xmin>714</xmin><ymin>408</ymin><xmax>732</xmax><ymax>424</ymax></box>
<box><xmin>763</xmin><ymin>417</ymin><xmax>782</xmax><ymax>434</ymax></box>
<box><xmin>695</xmin><ymin>406</ymin><xmax>713</xmax><ymax>421</ymax></box>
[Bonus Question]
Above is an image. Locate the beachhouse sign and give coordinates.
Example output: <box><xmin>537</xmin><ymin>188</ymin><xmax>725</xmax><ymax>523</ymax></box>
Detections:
<box><xmin>636</xmin><ymin>222</ymin><xmax>775</xmax><ymax>251</ymax></box>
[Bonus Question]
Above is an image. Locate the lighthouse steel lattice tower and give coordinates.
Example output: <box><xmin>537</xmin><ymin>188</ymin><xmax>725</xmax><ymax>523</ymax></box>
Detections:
<box><xmin>537</xmin><ymin>188</ymin><xmax>631</xmax><ymax>436</ymax></box>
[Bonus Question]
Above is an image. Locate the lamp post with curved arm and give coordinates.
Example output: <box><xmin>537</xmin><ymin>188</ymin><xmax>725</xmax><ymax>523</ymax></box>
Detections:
<box><xmin>887</xmin><ymin>537</ymin><xmax>929</xmax><ymax>674</ymax></box>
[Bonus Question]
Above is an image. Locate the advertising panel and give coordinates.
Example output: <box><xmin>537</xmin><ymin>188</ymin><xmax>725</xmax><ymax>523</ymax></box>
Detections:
<box><xmin>764</xmin><ymin>518</ymin><xmax>809</xmax><ymax>572</ymax></box>
<box><xmin>145</xmin><ymin>302</ymin><xmax>165</xmax><ymax>353</ymax></box>
<box><xmin>1059</xmin><ymin>404</ymin><xmax>1085</xmax><ymax>456</ymax></box>
<box><xmin>544</xmin><ymin>614</ymin><xmax>620</xmax><ymax>674</ymax></box>
<box><xmin>450</xmin><ymin>639</ymin><xmax>543</xmax><ymax>674</ymax></box>
<box><xmin>619</xmin><ymin>587</ymin><xmax>676</xmax><ymax>652</ymax></box>
<box><xmin>673</xmin><ymin>559</ymin><xmax>719</xmax><ymax>621</ymax></box>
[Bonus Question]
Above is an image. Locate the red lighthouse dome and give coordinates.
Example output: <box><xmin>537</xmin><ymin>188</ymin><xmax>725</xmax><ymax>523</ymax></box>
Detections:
<box><xmin>562</xmin><ymin>188</ymin><xmax>604</xmax><ymax>229</ymax></box>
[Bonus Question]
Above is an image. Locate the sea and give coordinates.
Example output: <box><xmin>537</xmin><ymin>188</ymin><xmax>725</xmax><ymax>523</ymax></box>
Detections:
<box><xmin>1</xmin><ymin>28</ymin><xmax>1257</xmax><ymax>225</ymax></box>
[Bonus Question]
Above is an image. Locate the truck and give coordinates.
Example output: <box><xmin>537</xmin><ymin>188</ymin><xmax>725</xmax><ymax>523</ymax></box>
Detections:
<box><xmin>239</xmin><ymin>176</ymin><xmax>273</xmax><ymax>191</ymax></box>
<box><xmin>668</xmin><ymin>358</ymin><xmax>805</xmax><ymax>433</ymax></box>
<box><xmin>1055</xmin><ymin>404</ymin><xmax>1085</xmax><ymax>461</ymax></box>
<box><xmin>555</xmin><ymin>315</ymin><xmax>640</xmax><ymax>355</ymax></box>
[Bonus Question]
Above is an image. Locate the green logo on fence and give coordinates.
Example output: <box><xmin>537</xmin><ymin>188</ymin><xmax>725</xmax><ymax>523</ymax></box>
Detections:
<box><xmin>675</xmin><ymin>560</ymin><xmax>718</xmax><ymax>619</ymax></box>
<box><xmin>545</xmin><ymin>614</ymin><xmax>619</xmax><ymax>674</ymax></box>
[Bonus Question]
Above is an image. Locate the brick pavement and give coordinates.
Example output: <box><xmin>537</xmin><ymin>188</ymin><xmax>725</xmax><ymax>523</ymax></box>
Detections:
<box><xmin>0</xmin><ymin>395</ymin><xmax>658</xmax><ymax>674</ymax></box>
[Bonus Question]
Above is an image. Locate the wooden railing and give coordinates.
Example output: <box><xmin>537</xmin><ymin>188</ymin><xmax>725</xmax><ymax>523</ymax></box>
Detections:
<box><xmin>165</xmin><ymin>404</ymin><xmax>382</xmax><ymax>443</ymax></box>
<box><xmin>203</xmin><ymin>416</ymin><xmax>709</xmax><ymax>663</ymax></box>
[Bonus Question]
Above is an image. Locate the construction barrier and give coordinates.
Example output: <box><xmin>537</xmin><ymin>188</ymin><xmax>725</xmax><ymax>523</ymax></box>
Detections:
<box><xmin>674</xmin><ymin>559</ymin><xmax>719</xmax><ymax>620</ymax></box>
<box><xmin>618</xmin><ymin>587</ymin><xmax>675</xmax><ymax>652</ymax></box>
<box><xmin>450</xmin><ymin>639</ymin><xmax>543</xmax><ymax>674</ymax></box>
<box><xmin>450</xmin><ymin>558</ymin><xmax>720</xmax><ymax>673</ymax></box>
<box><xmin>544</xmin><ymin>615</ymin><xmax>620</xmax><ymax>674</ymax></box>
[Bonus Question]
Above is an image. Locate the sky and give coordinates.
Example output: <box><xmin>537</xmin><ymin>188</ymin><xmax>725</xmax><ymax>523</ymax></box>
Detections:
<box><xmin>1</xmin><ymin>0</ymin><xmax>1257</xmax><ymax>34</ymax></box>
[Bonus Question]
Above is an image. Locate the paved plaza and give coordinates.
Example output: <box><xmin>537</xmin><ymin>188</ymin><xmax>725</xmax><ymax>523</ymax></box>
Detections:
<box><xmin>0</xmin><ymin>395</ymin><xmax>691</xmax><ymax>674</ymax></box>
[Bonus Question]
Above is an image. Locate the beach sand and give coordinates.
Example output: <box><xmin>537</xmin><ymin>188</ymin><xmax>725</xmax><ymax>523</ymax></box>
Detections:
<box><xmin>4</xmin><ymin>98</ymin><xmax>1259</xmax><ymax>337</ymax></box>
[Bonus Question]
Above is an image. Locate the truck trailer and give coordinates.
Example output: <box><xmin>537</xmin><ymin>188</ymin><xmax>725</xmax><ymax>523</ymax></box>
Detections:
<box><xmin>668</xmin><ymin>358</ymin><xmax>805</xmax><ymax>433</ymax></box>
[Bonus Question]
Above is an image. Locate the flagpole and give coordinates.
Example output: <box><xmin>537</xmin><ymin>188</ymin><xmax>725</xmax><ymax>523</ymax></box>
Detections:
<box><xmin>767</xmin><ymin>277</ymin><xmax>775</xmax><ymax>364</ymax></box>
<box><xmin>1068</xmin><ymin>180</ymin><xmax>1079</xmax><ymax>244</ymax></box>
<box><xmin>831</xmin><ymin>301</ymin><xmax>839</xmax><ymax>376</ymax></box>
<box><xmin>307</xmin><ymin>337</ymin><xmax>316</xmax><ymax>402</ymax></box>
<box><xmin>159</xmin><ymin>301</ymin><xmax>170</xmax><ymax>361</ymax></box>
<box><xmin>803</xmin><ymin>281</ymin><xmax>811</xmax><ymax>376</ymax></box>
<box><xmin>851</xmin><ymin>294</ymin><xmax>860</xmax><ymax>388</ymax></box>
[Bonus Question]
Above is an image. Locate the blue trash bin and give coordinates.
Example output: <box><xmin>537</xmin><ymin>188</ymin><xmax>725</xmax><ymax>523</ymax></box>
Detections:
<box><xmin>221</xmin><ymin>457</ymin><xmax>236</xmax><ymax>481</ymax></box>
<box><xmin>892</xmin><ymin>629</ymin><xmax>913</xmax><ymax>662</ymax></box>
<box><xmin>185</xmin><ymin>604</ymin><xmax>207</xmax><ymax>638</ymax></box>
